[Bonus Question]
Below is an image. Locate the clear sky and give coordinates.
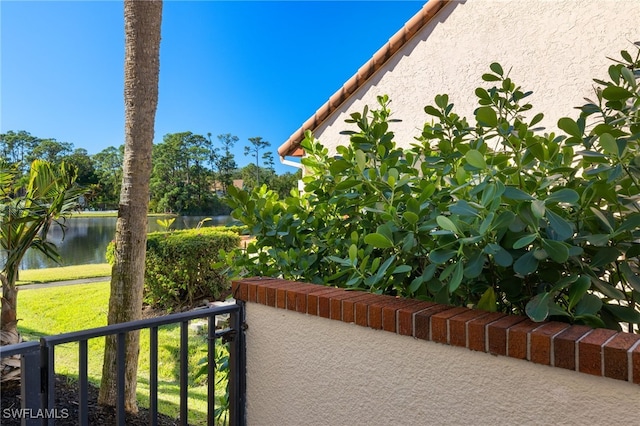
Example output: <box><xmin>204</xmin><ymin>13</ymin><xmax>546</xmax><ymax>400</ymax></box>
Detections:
<box><xmin>1</xmin><ymin>0</ymin><xmax>424</xmax><ymax>174</ymax></box>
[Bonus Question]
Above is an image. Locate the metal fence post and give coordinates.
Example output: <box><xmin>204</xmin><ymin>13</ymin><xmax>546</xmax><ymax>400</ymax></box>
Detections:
<box><xmin>20</xmin><ymin>348</ymin><xmax>41</xmax><ymax>426</ymax></box>
<box><xmin>228</xmin><ymin>300</ymin><xmax>246</xmax><ymax>426</ymax></box>
<box><xmin>39</xmin><ymin>340</ymin><xmax>56</xmax><ymax>426</ymax></box>
<box><xmin>0</xmin><ymin>342</ymin><xmax>42</xmax><ymax>426</ymax></box>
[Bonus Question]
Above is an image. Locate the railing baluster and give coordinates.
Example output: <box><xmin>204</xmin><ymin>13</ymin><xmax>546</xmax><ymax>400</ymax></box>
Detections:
<box><xmin>149</xmin><ymin>326</ymin><xmax>159</xmax><ymax>426</ymax></box>
<box><xmin>228</xmin><ymin>309</ymin><xmax>237</xmax><ymax>426</ymax></box>
<box><xmin>42</xmin><ymin>343</ymin><xmax>56</xmax><ymax>426</ymax></box>
<box><xmin>207</xmin><ymin>315</ymin><xmax>216</xmax><ymax>426</ymax></box>
<box><xmin>21</xmin><ymin>346</ymin><xmax>41</xmax><ymax>426</ymax></box>
<box><xmin>4</xmin><ymin>304</ymin><xmax>242</xmax><ymax>426</ymax></box>
<box><xmin>228</xmin><ymin>303</ymin><xmax>246</xmax><ymax>426</ymax></box>
<box><xmin>116</xmin><ymin>332</ymin><xmax>126</xmax><ymax>425</ymax></box>
<box><xmin>79</xmin><ymin>339</ymin><xmax>89</xmax><ymax>426</ymax></box>
<box><xmin>180</xmin><ymin>320</ymin><xmax>189</xmax><ymax>426</ymax></box>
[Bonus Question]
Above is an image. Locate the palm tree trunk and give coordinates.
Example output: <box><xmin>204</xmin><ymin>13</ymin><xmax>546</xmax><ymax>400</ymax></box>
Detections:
<box><xmin>98</xmin><ymin>0</ymin><xmax>162</xmax><ymax>413</ymax></box>
<box><xmin>0</xmin><ymin>272</ymin><xmax>21</xmax><ymax>382</ymax></box>
<box><xmin>0</xmin><ymin>271</ymin><xmax>18</xmax><ymax>338</ymax></box>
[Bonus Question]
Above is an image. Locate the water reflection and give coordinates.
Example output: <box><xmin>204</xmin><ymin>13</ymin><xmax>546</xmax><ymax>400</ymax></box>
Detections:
<box><xmin>12</xmin><ymin>215</ymin><xmax>232</xmax><ymax>270</ymax></box>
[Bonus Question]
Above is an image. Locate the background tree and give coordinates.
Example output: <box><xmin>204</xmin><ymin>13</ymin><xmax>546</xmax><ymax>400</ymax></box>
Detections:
<box><xmin>0</xmin><ymin>160</ymin><xmax>83</xmax><ymax>381</ymax></box>
<box><xmin>244</xmin><ymin>136</ymin><xmax>270</xmax><ymax>187</ymax></box>
<box><xmin>209</xmin><ymin>133</ymin><xmax>237</xmax><ymax>194</ymax></box>
<box><xmin>64</xmin><ymin>148</ymin><xmax>98</xmax><ymax>209</ymax></box>
<box><xmin>0</xmin><ymin>131</ymin><xmax>39</xmax><ymax>174</ymax></box>
<box><xmin>150</xmin><ymin>132</ymin><xmax>192</xmax><ymax>212</ymax></box>
<box><xmin>186</xmin><ymin>133</ymin><xmax>210</xmax><ymax>206</ymax></box>
<box><xmin>98</xmin><ymin>0</ymin><xmax>162</xmax><ymax>413</ymax></box>
<box><xmin>27</xmin><ymin>138</ymin><xmax>73</xmax><ymax>164</ymax></box>
<box><xmin>64</xmin><ymin>148</ymin><xmax>98</xmax><ymax>187</ymax></box>
<box><xmin>92</xmin><ymin>146</ymin><xmax>124</xmax><ymax>210</ymax></box>
<box><xmin>150</xmin><ymin>131</ymin><xmax>217</xmax><ymax>214</ymax></box>
<box><xmin>237</xmin><ymin>163</ymin><xmax>255</xmax><ymax>190</ymax></box>
<box><xmin>262</xmin><ymin>151</ymin><xmax>275</xmax><ymax>173</ymax></box>
<box><xmin>269</xmin><ymin>169</ymin><xmax>301</xmax><ymax>198</ymax></box>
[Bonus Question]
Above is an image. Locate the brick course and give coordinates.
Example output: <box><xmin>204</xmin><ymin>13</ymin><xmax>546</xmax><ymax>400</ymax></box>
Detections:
<box><xmin>396</xmin><ymin>301</ymin><xmax>438</xmax><ymax>336</ymax></box>
<box><xmin>448</xmin><ymin>309</ymin><xmax>491</xmax><ymax>348</ymax></box>
<box><xmin>430</xmin><ymin>307</ymin><xmax>470</xmax><ymax>344</ymax></box>
<box><xmin>467</xmin><ymin>312</ymin><xmax>506</xmax><ymax>352</ymax></box>
<box><xmin>603</xmin><ymin>333</ymin><xmax>640</xmax><ymax>381</ymax></box>
<box><xmin>578</xmin><ymin>328</ymin><xmax>617</xmax><ymax>376</ymax></box>
<box><xmin>552</xmin><ymin>325</ymin><xmax>593</xmax><ymax>370</ymax></box>
<box><xmin>507</xmin><ymin>319</ymin><xmax>542</xmax><ymax>360</ymax></box>
<box><xmin>232</xmin><ymin>278</ymin><xmax>640</xmax><ymax>385</ymax></box>
<box><xmin>486</xmin><ymin>315</ymin><xmax>527</xmax><ymax>356</ymax></box>
<box><xmin>529</xmin><ymin>322</ymin><xmax>571</xmax><ymax>366</ymax></box>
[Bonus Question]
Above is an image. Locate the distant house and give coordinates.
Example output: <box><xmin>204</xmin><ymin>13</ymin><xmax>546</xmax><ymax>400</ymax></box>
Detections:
<box><xmin>212</xmin><ymin>179</ymin><xmax>243</xmax><ymax>196</ymax></box>
<box><xmin>278</xmin><ymin>0</ymin><xmax>640</xmax><ymax>161</ymax></box>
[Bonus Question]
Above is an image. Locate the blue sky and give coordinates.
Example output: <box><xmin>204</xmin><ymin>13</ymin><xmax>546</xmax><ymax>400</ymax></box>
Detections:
<box><xmin>1</xmin><ymin>1</ymin><xmax>424</xmax><ymax>174</ymax></box>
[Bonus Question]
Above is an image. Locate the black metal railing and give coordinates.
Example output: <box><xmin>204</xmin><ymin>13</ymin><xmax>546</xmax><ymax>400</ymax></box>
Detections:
<box><xmin>0</xmin><ymin>301</ymin><xmax>246</xmax><ymax>426</ymax></box>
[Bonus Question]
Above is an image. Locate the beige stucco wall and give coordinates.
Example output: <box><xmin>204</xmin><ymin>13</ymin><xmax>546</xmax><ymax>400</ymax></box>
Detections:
<box><xmin>245</xmin><ymin>302</ymin><xmax>639</xmax><ymax>426</ymax></box>
<box><xmin>312</xmin><ymin>0</ymin><xmax>640</xmax><ymax>155</ymax></box>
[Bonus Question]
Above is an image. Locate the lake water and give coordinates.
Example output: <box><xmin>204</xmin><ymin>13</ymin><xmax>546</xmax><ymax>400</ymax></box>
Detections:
<box><xmin>16</xmin><ymin>215</ymin><xmax>233</xmax><ymax>270</ymax></box>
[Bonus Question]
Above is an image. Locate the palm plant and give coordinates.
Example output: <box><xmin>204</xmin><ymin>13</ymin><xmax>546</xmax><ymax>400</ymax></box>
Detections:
<box><xmin>0</xmin><ymin>159</ymin><xmax>83</xmax><ymax>381</ymax></box>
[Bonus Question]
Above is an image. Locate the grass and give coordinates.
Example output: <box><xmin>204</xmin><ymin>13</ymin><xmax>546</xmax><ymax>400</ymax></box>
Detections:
<box><xmin>17</xmin><ymin>263</ymin><xmax>112</xmax><ymax>285</ymax></box>
<box><xmin>17</xmin><ymin>282</ymin><xmax>227</xmax><ymax>425</ymax></box>
<box><xmin>69</xmin><ymin>211</ymin><xmax>118</xmax><ymax>217</ymax></box>
<box><xmin>70</xmin><ymin>211</ymin><xmax>176</xmax><ymax>218</ymax></box>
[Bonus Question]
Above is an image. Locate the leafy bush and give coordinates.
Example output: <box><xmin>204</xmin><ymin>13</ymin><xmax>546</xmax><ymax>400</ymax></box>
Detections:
<box><xmin>225</xmin><ymin>46</ymin><xmax>640</xmax><ymax>333</ymax></box>
<box><xmin>221</xmin><ymin>225</ymin><xmax>249</xmax><ymax>236</ymax></box>
<box><xmin>107</xmin><ymin>228</ymin><xmax>240</xmax><ymax>309</ymax></box>
<box><xmin>105</xmin><ymin>239</ymin><xmax>116</xmax><ymax>265</ymax></box>
<box><xmin>145</xmin><ymin>228</ymin><xmax>239</xmax><ymax>308</ymax></box>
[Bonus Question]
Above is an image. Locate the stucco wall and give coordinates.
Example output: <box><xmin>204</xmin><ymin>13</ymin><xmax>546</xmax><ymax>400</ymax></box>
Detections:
<box><xmin>312</xmin><ymin>0</ymin><xmax>640</xmax><ymax>155</ymax></box>
<box><xmin>245</xmin><ymin>302</ymin><xmax>639</xmax><ymax>426</ymax></box>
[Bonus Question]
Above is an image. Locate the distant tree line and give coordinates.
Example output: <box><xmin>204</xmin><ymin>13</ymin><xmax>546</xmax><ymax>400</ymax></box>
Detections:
<box><xmin>0</xmin><ymin>130</ymin><xmax>301</xmax><ymax>215</ymax></box>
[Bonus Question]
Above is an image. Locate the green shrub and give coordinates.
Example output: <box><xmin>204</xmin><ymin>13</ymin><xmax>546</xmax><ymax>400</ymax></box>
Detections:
<box><xmin>105</xmin><ymin>239</ymin><xmax>116</xmax><ymax>265</ymax></box>
<box><xmin>107</xmin><ymin>228</ymin><xmax>240</xmax><ymax>309</ymax></box>
<box><xmin>221</xmin><ymin>225</ymin><xmax>249</xmax><ymax>236</ymax></box>
<box><xmin>224</xmin><ymin>46</ymin><xmax>640</xmax><ymax>332</ymax></box>
<box><xmin>145</xmin><ymin>228</ymin><xmax>239</xmax><ymax>309</ymax></box>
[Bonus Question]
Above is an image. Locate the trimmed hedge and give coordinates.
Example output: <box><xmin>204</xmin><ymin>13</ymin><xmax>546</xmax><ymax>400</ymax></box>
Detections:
<box><xmin>107</xmin><ymin>227</ymin><xmax>241</xmax><ymax>309</ymax></box>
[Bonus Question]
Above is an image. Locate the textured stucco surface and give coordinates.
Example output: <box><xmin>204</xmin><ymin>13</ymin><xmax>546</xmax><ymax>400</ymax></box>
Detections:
<box><xmin>245</xmin><ymin>303</ymin><xmax>639</xmax><ymax>426</ymax></box>
<box><xmin>311</xmin><ymin>0</ymin><xmax>640</xmax><ymax>155</ymax></box>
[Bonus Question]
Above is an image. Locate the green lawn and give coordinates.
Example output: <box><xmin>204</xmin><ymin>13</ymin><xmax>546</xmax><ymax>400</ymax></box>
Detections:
<box><xmin>17</xmin><ymin>263</ymin><xmax>112</xmax><ymax>285</ymax></box>
<box><xmin>70</xmin><ymin>211</ymin><xmax>176</xmax><ymax>218</ymax></box>
<box><xmin>18</xmin><ymin>282</ymin><xmax>227</xmax><ymax>425</ymax></box>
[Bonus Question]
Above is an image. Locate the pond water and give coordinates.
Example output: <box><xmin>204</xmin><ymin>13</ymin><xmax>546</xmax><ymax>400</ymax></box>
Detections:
<box><xmin>15</xmin><ymin>215</ymin><xmax>233</xmax><ymax>270</ymax></box>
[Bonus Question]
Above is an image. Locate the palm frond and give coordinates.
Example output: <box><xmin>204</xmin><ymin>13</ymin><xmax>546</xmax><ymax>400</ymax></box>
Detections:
<box><xmin>0</xmin><ymin>160</ymin><xmax>86</xmax><ymax>278</ymax></box>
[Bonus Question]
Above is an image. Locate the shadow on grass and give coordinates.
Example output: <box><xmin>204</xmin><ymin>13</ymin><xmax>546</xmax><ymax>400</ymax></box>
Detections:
<box><xmin>18</xmin><ymin>325</ymin><xmax>52</xmax><ymax>340</ymax></box>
